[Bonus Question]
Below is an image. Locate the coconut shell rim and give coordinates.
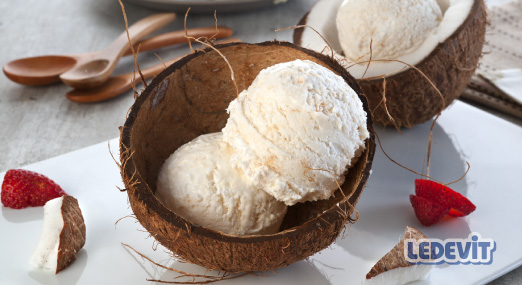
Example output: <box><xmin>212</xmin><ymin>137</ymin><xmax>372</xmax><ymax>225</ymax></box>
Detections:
<box><xmin>293</xmin><ymin>0</ymin><xmax>484</xmax><ymax>82</ymax></box>
<box><xmin>120</xmin><ymin>40</ymin><xmax>375</xmax><ymax>243</ymax></box>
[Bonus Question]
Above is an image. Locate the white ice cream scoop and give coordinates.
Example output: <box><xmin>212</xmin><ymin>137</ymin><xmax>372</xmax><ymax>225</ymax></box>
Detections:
<box><xmin>156</xmin><ymin>133</ymin><xmax>287</xmax><ymax>235</ymax></box>
<box><xmin>222</xmin><ymin>59</ymin><xmax>369</xmax><ymax>206</ymax></box>
<box><xmin>336</xmin><ymin>0</ymin><xmax>442</xmax><ymax>61</ymax></box>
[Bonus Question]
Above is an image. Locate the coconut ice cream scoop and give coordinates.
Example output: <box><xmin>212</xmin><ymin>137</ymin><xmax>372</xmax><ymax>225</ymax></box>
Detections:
<box><xmin>156</xmin><ymin>132</ymin><xmax>287</xmax><ymax>235</ymax></box>
<box><xmin>337</xmin><ymin>0</ymin><xmax>442</xmax><ymax>61</ymax></box>
<box><xmin>222</xmin><ymin>59</ymin><xmax>369</xmax><ymax>206</ymax></box>
<box><xmin>29</xmin><ymin>195</ymin><xmax>86</xmax><ymax>273</ymax></box>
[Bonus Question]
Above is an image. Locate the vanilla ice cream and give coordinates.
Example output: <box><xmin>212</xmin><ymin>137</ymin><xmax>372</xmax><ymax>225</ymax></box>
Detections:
<box><xmin>156</xmin><ymin>133</ymin><xmax>287</xmax><ymax>235</ymax></box>
<box><xmin>222</xmin><ymin>59</ymin><xmax>369</xmax><ymax>206</ymax></box>
<box><xmin>336</xmin><ymin>0</ymin><xmax>442</xmax><ymax>61</ymax></box>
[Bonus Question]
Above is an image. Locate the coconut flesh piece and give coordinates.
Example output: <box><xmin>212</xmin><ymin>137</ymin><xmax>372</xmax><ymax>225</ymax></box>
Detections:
<box><xmin>299</xmin><ymin>0</ymin><xmax>473</xmax><ymax>78</ymax></box>
<box><xmin>365</xmin><ymin>226</ymin><xmax>432</xmax><ymax>285</ymax></box>
<box><xmin>29</xmin><ymin>196</ymin><xmax>86</xmax><ymax>274</ymax></box>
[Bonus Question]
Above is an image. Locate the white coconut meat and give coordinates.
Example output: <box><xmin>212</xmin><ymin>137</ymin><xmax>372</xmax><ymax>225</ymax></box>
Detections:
<box><xmin>299</xmin><ymin>0</ymin><xmax>473</xmax><ymax>78</ymax></box>
<box><xmin>29</xmin><ymin>196</ymin><xmax>64</xmax><ymax>272</ymax></box>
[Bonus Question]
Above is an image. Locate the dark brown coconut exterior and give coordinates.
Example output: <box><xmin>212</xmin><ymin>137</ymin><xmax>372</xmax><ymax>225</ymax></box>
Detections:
<box><xmin>294</xmin><ymin>0</ymin><xmax>487</xmax><ymax>128</ymax></box>
<box><xmin>366</xmin><ymin>226</ymin><xmax>427</xmax><ymax>279</ymax></box>
<box><xmin>57</xmin><ymin>196</ymin><xmax>86</xmax><ymax>273</ymax></box>
<box><xmin>119</xmin><ymin>41</ymin><xmax>375</xmax><ymax>272</ymax></box>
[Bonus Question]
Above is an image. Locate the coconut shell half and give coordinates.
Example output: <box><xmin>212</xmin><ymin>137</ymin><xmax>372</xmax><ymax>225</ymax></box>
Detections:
<box><xmin>119</xmin><ymin>41</ymin><xmax>375</xmax><ymax>272</ymax></box>
<box><xmin>294</xmin><ymin>0</ymin><xmax>487</xmax><ymax>128</ymax></box>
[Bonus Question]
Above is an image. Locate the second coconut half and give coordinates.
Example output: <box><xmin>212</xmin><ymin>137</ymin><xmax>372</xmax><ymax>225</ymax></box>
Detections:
<box><xmin>294</xmin><ymin>0</ymin><xmax>487</xmax><ymax>128</ymax></box>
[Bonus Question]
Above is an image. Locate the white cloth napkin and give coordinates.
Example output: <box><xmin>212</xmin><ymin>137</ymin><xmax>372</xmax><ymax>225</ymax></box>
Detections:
<box><xmin>460</xmin><ymin>0</ymin><xmax>522</xmax><ymax>119</ymax></box>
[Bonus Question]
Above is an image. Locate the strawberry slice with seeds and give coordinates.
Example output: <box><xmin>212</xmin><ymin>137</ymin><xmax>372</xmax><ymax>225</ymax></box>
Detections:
<box><xmin>1</xmin><ymin>169</ymin><xmax>68</xmax><ymax>209</ymax></box>
<box><xmin>410</xmin><ymin>195</ymin><xmax>450</xmax><ymax>226</ymax></box>
<box><xmin>415</xmin><ymin>179</ymin><xmax>476</xmax><ymax>217</ymax></box>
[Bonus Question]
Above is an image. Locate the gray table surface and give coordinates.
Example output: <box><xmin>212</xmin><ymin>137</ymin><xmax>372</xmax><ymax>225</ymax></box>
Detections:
<box><xmin>0</xmin><ymin>0</ymin><xmax>520</xmax><ymax>284</ymax></box>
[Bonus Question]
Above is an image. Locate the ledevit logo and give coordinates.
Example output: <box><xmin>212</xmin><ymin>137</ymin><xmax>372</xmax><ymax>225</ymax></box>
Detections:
<box><xmin>404</xmin><ymin>232</ymin><xmax>496</xmax><ymax>265</ymax></box>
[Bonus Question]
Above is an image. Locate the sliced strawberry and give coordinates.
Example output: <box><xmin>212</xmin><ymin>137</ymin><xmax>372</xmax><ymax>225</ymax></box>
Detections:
<box><xmin>410</xmin><ymin>195</ymin><xmax>450</xmax><ymax>226</ymax></box>
<box><xmin>1</xmin><ymin>169</ymin><xmax>67</xmax><ymax>209</ymax></box>
<box><xmin>448</xmin><ymin>208</ymin><xmax>466</xmax><ymax>217</ymax></box>
<box><xmin>415</xmin><ymin>179</ymin><xmax>476</xmax><ymax>216</ymax></box>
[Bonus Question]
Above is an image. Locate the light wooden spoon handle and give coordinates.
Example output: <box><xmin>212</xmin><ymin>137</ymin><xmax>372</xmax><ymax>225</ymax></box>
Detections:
<box><xmin>59</xmin><ymin>13</ymin><xmax>176</xmax><ymax>89</ymax></box>
<box><xmin>106</xmin><ymin>13</ymin><xmax>176</xmax><ymax>59</ymax></box>
<box><xmin>130</xmin><ymin>37</ymin><xmax>242</xmax><ymax>82</ymax></box>
<box><xmin>128</xmin><ymin>26</ymin><xmax>234</xmax><ymax>55</ymax></box>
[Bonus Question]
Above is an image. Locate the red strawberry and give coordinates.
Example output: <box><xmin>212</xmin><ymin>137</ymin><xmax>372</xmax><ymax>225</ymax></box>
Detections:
<box><xmin>410</xmin><ymin>195</ymin><xmax>450</xmax><ymax>226</ymax></box>
<box><xmin>415</xmin><ymin>179</ymin><xmax>476</xmax><ymax>217</ymax></box>
<box><xmin>1</xmin><ymin>169</ymin><xmax>67</xmax><ymax>209</ymax></box>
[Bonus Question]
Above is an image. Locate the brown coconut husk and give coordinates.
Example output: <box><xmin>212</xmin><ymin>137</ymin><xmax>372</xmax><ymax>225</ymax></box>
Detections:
<box><xmin>366</xmin><ymin>226</ymin><xmax>428</xmax><ymax>279</ymax></box>
<box><xmin>57</xmin><ymin>196</ymin><xmax>86</xmax><ymax>273</ymax></box>
<box><xmin>294</xmin><ymin>0</ymin><xmax>487</xmax><ymax>128</ymax></box>
<box><xmin>119</xmin><ymin>41</ymin><xmax>376</xmax><ymax>272</ymax></box>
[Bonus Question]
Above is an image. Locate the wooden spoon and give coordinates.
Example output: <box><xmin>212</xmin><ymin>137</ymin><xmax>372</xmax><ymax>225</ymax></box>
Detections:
<box><xmin>3</xmin><ymin>25</ymin><xmax>233</xmax><ymax>87</ymax></box>
<box><xmin>66</xmin><ymin>38</ymin><xmax>241</xmax><ymax>103</ymax></box>
<box><xmin>58</xmin><ymin>13</ymin><xmax>176</xmax><ymax>89</ymax></box>
<box><xmin>132</xmin><ymin>26</ymin><xmax>233</xmax><ymax>54</ymax></box>
<box><xmin>3</xmin><ymin>13</ymin><xmax>173</xmax><ymax>87</ymax></box>
<box><xmin>66</xmin><ymin>57</ymin><xmax>180</xmax><ymax>103</ymax></box>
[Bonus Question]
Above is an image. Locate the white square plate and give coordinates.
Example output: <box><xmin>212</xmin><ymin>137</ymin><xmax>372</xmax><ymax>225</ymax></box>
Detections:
<box><xmin>1</xmin><ymin>101</ymin><xmax>521</xmax><ymax>284</ymax></box>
